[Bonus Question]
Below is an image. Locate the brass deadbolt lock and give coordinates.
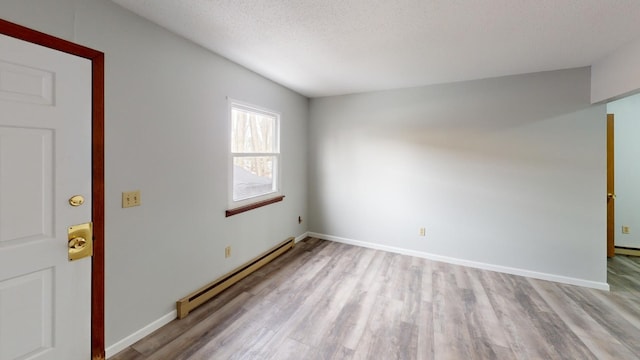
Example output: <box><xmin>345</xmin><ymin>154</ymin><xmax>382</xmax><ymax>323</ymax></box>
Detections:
<box><xmin>68</xmin><ymin>222</ymin><xmax>93</xmax><ymax>261</ymax></box>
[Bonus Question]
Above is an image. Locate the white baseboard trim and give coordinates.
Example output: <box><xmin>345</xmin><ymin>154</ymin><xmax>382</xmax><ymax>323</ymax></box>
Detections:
<box><xmin>106</xmin><ymin>310</ymin><xmax>176</xmax><ymax>359</ymax></box>
<box><xmin>295</xmin><ymin>231</ymin><xmax>309</xmax><ymax>243</ymax></box>
<box><xmin>308</xmin><ymin>232</ymin><xmax>610</xmax><ymax>291</ymax></box>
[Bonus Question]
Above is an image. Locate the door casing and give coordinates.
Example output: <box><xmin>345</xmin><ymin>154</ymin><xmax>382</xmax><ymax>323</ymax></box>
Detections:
<box><xmin>607</xmin><ymin>113</ymin><xmax>615</xmax><ymax>258</ymax></box>
<box><xmin>0</xmin><ymin>18</ymin><xmax>105</xmax><ymax>360</ymax></box>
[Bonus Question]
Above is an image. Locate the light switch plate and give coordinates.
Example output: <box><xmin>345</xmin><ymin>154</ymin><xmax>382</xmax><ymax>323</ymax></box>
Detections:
<box><xmin>122</xmin><ymin>190</ymin><xmax>141</xmax><ymax>208</ymax></box>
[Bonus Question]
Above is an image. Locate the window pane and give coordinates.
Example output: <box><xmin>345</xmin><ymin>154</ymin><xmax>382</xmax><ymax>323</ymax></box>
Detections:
<box><xmin>231</xmin><ymin>108</ymin><xmax>276</xmax><ymax>153</ymax></box>
<box><xmin>233</xmin><ymin>156</ymin><xmax>276</xmax><ymax>201</ymax></box>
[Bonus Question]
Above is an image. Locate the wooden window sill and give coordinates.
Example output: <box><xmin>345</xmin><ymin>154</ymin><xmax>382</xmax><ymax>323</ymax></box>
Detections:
<box><xmin>225</xmin><ymin>195</ymin><xmax>285</xmax><ymax>217</ymax></box>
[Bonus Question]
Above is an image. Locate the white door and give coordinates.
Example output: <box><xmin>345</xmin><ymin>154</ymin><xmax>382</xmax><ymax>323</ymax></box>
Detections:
<box><xmin>0</xmin><ymin>34</ymin><xmax>92</xmax><ymax>360</ymax></box>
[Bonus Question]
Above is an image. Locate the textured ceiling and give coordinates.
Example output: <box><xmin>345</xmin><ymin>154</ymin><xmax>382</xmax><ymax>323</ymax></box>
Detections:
<box><xmin>111</xmin><ymin>0</ymin><xmax>640</xmax><ymax>98</ymax></box>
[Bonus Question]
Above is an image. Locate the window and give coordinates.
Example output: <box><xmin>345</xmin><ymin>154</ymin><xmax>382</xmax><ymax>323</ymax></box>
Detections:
<box><xmin>229</xmin><ymin>101</ymin><xmax>280</xmax><ymax>209</ymax></box>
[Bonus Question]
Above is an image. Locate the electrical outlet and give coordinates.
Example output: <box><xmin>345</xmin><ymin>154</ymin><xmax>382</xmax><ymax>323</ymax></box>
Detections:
<box><xmin>622</xmin><ymin>226</ymin><xmax>630</xmax><ymax>234</ymax></box>
<box><xmin>122</xmin><ymin>190</ymin><xmax>141</xmax><ymax>208</ymax></box>
<box><xmin>225</xmin><ymin>246</ymin><xmax>231</xmax><ymax>258</ymax></box>
<box><xmin>419</xmin><ymin>227</ymin><xmax>426</xmax><ymax>236</ymax></box>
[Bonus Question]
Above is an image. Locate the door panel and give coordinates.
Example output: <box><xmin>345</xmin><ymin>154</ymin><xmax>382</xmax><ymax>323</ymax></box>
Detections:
<box><xmin>0</xmin><ymin>33</ymin><xmax>92</xmax><ymax>360</ymax></box>
<box><xmin>0</xmin><ymin>129</ymin><xmax>53</xmax><ymax>244</ymax></box>
<box><xmin>0</xmin><ymin>268</ymin><xmax>53</xmax><ymax>360</ymax></box>
<box><xmin>0</xmin><ymin>60</ymin><xmax>54</xmax><ymax>105</ymax></box>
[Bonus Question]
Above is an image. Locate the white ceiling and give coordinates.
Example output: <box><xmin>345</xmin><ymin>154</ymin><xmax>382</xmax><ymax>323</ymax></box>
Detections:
<box><xmin>111</xmin><ymin>0</ymin><xmax>640</xmax><ymax>98</ymax></box>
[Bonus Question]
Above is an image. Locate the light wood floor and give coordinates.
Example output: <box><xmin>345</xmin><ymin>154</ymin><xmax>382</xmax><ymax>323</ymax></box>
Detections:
<box><xmin>111</xmin><ymin>238</ymin><xmax>640</xmax><ymax>359</ymax></box>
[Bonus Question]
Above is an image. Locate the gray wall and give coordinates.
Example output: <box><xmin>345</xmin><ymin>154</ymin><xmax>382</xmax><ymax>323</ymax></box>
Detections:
<box><xmin>608</xmin><ymin>93</ymin><xmax>640</xmax><ymax>249</ymax></box>
<box><xmin>592</xmin><ymin>35</ymin><xmax>640</xmax><ymax>103</ymax></box>
<box><xmin>309</xmin><ymin>68</ymin><xmax>607</xmax><ymax>284</ymax></box>
<box><xmin>0</xmin><ymin>0</ymin><xmax>309</xmax><ymax>348</ymax></box>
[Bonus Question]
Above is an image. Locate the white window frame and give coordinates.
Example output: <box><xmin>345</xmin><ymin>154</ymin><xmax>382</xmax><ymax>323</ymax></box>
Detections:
<box><xmin>228</xmin><ymin>99</ymin><xmax>281</xmax><ymax>209</ymax></box>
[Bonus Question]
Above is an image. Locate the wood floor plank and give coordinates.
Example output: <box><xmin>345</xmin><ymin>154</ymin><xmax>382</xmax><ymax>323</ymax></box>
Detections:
<box><xmin>288</xmin><ymin>259</ymin><xmax>361</xmax><ymax>348</ymax></box>
<box><xmin>457</xmin><ymin>268</ymin><xmax>513</xmax><ymax>359</ymax></box>
<box><xmin>462</xmin><ymin>267</ymin><xmax>510</xmax><ymax>349</ymax></box>
<box><xmin>144</xmin><ymin>292</ymin><xmax>251</xmax><ymax>360</ymax></box>
<box><xmin>529</xmin><ymin>278</ymin><xmax>637</xmax><ymax>360</ymax></box>
<box><xmin>246</xmin><ymin>247</ymin><xmax>316</xmax><ymax>296</ymax></box>
<box><xmin>248</xmin><ymin>243</ymin><xmax>373</xmax><ymax>359</ymax></box>
<box><xmin>478</xmin><ymin>271</ymin><xmax>564</xmax><ymax>359</ymax></box>
<box><xmin>352</xmin><ymin>296</ymin><xmax>407</xmax><ymax>360</ymax></box>
<box><xmin>400</xmin><ymin>263</ymin><xmax>423</xmax><ymax>324</ymax></box>
<box><xmin>416</xmin><ymin>300</ymin><xmax>434</xmax><ymax>359</ymax></box>
<box><xmin>608</xmin><ymin>255</ymin><xmax>640</xmax><ymax>296</ymax></box>
<box><xmin>590</xmin><ymin>289</ymin><xmax>640</xmax><ymax>330</ymax></box>
<box><xmin>266</xmin><ymin>338</ymin><xmax>311</xmax><ymax>360</ymax></box>
<box><xmin>109</xmin><ymin>239</ymin><xmax>640</xmax><ymax>360</ymax></box>
<box><xmin>109</xmin><ymin>347</ymin><xmax>144</xmax><ymax>360</ymax></box>
<box><xmin>340</xmin><ymin>251</ymin><xmax>388</xmax><ymax>351</ymax></box>
<box><xmin>417</xmin><ymin>257</ymin><xmax>434</xmax><ymax>302</ymax></box>
<box><xmin>558</xmin><ymin>284</ymin><xmax>640</xmax><ymax>356</ymax></box>
<box><xmin>432</xmin><ymin>262</ymin><xmax>474</xmax><ymax>360</ymax></box>
<box><xmin>187</xmin><ymin>325</ymin><xmax>274</xmax><ymax>360</ymax></box>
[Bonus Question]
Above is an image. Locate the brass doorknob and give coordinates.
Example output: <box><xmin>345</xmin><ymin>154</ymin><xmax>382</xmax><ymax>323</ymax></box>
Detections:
<box><xmin>68</xmin><ymin>237</ymin><xmax>87</xmax><ymax>249</ymax></box>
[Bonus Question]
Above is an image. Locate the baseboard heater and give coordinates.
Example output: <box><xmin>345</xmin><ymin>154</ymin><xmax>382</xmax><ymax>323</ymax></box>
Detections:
<box><xmin>176</xmin><ymin>237</ymin><xmax>295</xmax><ymax>319</ymax></box>
<box><xmin>615</xmin><ymin>246</ymin><xmax>640</xmax><ymax>256</ymax></box>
